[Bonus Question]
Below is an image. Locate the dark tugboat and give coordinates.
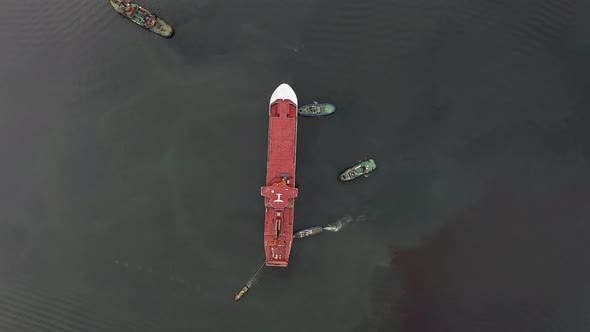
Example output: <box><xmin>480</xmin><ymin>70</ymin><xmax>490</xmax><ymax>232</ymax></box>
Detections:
<box><xmin>109</xmin><ymin>0</ymin><xmax>174</xmax><ymax>37</ymax></box>
<box><xmin>293</xmin><ymin>226</ymin><xmax>323</xmax><ymax>239</ymax></box>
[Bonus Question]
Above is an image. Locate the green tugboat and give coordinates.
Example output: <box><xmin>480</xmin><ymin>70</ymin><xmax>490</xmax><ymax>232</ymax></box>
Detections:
<box><xmin>339</xmin><ymin>159</ymin><xmax>377</xmax><ymax>181</ymax></box>
<box><xmin>298</xmin><ymin>102</ymin><xmax>336</xmax><ymax>117</ymax></box>
<box><xmin>109</xmin><ymin>0</ymin><xmax>174</xmax><ymax>38</ymax></box>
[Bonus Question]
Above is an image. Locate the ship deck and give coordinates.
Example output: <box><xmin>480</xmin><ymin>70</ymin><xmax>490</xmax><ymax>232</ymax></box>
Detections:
<box><xmin>262</xmin><ymin>84</ymin><xmax>298</xmax><ymax>267</ymax></box>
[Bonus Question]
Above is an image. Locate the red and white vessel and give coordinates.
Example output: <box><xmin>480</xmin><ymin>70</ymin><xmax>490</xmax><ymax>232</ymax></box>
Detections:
<box><xmin>261</xmin><ymin>84</ymin><xmax>299</xmax><ymax>267</ymax></box>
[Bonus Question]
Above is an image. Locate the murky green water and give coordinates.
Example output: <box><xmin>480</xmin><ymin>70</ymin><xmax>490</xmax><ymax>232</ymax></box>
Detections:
<box><xmin>1</xmin><ymin>0</ymin><xmax>590</xmax><ymax>331</ymax></box>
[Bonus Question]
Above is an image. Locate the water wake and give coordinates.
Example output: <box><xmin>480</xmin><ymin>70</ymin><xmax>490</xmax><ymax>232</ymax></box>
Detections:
<box><xmin>323</xmin><ymin>214</ymin><xmax>366</xmax><ymax>232</ymax></box>
<box><xmin>245</xmin><ymin>261</ymin><xmax>266</xmax><ymax>288</ymax></box>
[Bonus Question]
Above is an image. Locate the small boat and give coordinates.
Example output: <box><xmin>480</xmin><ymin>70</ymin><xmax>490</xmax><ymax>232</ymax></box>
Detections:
<box><xmin>234</xmin><ymin>286</ymin><xmax>249</xmax><ymax>301</ymax></box>
<box><xmin>109</xmin><ymin>0</ymin><xmax>174</xmax><ymax>38</ymax></box>
<box><xmin>339</xmin><ymin>159</ymin><xmax>377</xmax><ymax>181</ymax></box>
<box><xmin>293</xmin><ymin>226</ymin><xmax>323</xmax><ymax>239</ymax></box>
<box><xmin>298</xmin><ymin>102</ymin><xmax>336</xmax><ymax>117</ymax></box>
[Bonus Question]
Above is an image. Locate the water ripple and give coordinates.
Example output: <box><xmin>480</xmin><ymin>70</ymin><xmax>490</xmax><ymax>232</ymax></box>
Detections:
<box><xmin>0</xmin><ymin>272</ymin><xmax>162</xmax><ymax>332</ymax></box>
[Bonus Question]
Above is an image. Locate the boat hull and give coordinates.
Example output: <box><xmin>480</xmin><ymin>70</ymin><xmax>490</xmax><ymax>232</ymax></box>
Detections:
<box><xmin>298</xmin><ymin>103</ymin><xmax>336</xmax><ymax>117</ymax></box>
<box><xmin>109</xmin><ymin>0</ymin><xmax>174</xmax><ymax>37</ymax></box>
<box><xmin>261</xmin><ymin>84</ymin><xmax>299</xmax><ymax>267</ymax></box>
<box><xmin>339</xmin><ymin>159</ymin><xmax>377</xmax><ymax>181</ymax></box>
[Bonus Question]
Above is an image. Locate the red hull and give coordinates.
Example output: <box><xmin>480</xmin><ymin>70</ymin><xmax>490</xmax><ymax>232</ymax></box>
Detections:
<box><xmin>261</xmin><ymin>84</ymin><xmax>298</xmax><ymax>267</ymax></box>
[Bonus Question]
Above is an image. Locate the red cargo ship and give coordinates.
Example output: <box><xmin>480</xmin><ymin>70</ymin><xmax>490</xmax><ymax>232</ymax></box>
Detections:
<box><xmin>261</xmin><ymin>83</ymin><xmax>299</xmax><ymax>267</ymax></box>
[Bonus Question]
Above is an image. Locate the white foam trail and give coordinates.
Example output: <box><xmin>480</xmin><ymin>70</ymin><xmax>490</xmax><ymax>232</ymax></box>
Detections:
<box><xmin>323</xmin><ymin>215</ymin><xmax>366</xmax><ymax>232</ymax></box>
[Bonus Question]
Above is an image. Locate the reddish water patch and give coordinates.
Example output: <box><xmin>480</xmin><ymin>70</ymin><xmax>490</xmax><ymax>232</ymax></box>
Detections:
<box><xmin>391</xmin><ymin>175</ymin><xmax>590</xmax><ymax>332</ymax></box>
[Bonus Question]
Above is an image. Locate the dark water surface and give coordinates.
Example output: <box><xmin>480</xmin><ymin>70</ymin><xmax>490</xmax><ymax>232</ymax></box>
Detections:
<box><xmin>1</xmin><ymin>0</ymin><xmax>590</xmax><ymax>331</ymax></box>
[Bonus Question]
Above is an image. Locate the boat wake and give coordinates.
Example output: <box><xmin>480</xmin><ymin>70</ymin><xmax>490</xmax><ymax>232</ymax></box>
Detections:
<box><xmin>323</xmin><ymin>214</ymin><xmax>366</xmax><ymax>232</ymax></box>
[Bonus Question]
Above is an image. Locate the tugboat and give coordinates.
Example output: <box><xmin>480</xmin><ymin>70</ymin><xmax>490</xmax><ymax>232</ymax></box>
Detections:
<box><xmin>109</xmin><ymin>0</ymin><xmax>174</xmax><ymax>37</ymax></box>
<box><xmin>339</xmin><ymin>159</ymin><xmax>377</xmax><ymax>181</ymax></box>
<box><xmin>234</xmin><ymin>286</ymin><xmax>249</xmax><ymax>301</ymax></box>
<box><xmin>298</xmin><ymin>101</ymin><xmax>336</xmax><ymax>117</ymax></box>
<box><xmin>293</xmin><ymin>226</ymin><xmax>323</xmax><ymax>239</ymax></box>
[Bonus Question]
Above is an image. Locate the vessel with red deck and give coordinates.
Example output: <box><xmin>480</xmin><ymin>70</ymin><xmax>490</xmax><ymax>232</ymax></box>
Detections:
<box><xmin>261</xmin><ymin>84</ymin><xmax>299</xmax><ymax>267</ymax></box>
